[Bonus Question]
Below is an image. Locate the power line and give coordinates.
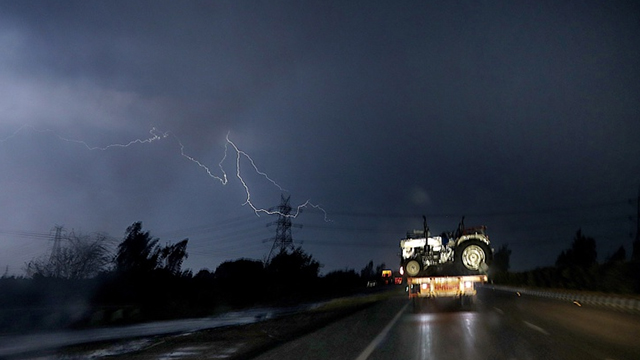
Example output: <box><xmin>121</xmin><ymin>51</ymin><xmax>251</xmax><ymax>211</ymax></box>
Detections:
<box><xmin>155</xmin><ymin>213</ymin><xmax>259</xmax><ymax>239</ymax></box>
<box><xmin>0</xmin><ymin>229</ymin><xmax>52</xmax><ymax>240</ymax></box>
<box><xmin>0</xmin><ymin>197</ymin><xmax>634</xmax><ymax>262</ymax></box>
<box><xmin>299</xmin><ymin>239</ymin><xmax>396</xmax><ymax>248</ymax></box>
<box><xmin>325</xmin><ymin>199</ymin><xmax>633</xmax><ymax>219</ymax></box>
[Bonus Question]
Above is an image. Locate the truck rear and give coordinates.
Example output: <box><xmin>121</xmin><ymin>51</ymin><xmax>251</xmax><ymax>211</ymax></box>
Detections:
<box><xmin>407</xmin><ymin>274</ymin><xmax>487</xmax><ymax>310</ymax></box>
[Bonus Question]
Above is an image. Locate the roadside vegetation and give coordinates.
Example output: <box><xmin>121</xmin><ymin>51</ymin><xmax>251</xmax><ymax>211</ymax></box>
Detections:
<box><xmin>490</xmin><ymin>229</ymin><xmax>640</xmax><ymax>295</ymax></box>
<box><xmin>0</xmin><ymin>222</ymin><xmax>389</xmax><ymax>334</ymax></box>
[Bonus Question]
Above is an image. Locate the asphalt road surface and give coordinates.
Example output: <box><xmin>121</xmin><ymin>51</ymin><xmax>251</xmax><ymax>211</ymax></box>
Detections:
<box><xmin>255</xmin><ymin>287</ymin><xmax>640</xmax><ymax>360</ymax></box>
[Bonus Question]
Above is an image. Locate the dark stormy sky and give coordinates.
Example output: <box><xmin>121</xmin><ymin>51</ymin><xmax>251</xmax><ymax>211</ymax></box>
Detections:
<box><xmin>1</xmin><ymin>1</ymin><xmax>639</xmax><ymax>275</ymax></box>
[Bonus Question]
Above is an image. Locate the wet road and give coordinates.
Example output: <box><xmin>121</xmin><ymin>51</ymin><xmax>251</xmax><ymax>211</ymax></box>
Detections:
<box><xmin>4</xmin><ymin>288</ymin><xmax>638</xmax><ymax>359</ymax></box>
<box><xmin>257</xmin><ymin>288</ymin><xmax>640</xmax><ymax>360</ymax></box>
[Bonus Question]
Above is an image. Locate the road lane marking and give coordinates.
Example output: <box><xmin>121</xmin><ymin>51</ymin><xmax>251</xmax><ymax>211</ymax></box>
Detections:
<box><xmin>523</xmin><ymin>321</ymin><xmax>550</xmax><ymax>335</ymax></box>
<box><xmin>493</xmin><ymin>307</ymin><xmax>504</xmax><ymax>315</ymax></box>
<box><xmin>354</xmin><ymin>302</ymin><xmax>409</xmax><ymax>360</ymax></box>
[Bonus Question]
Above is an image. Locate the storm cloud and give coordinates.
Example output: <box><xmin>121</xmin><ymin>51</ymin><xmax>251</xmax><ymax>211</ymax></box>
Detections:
<box><xmin>1</xmin><ymin>1</ymin><xmax>639</xmax><ymax>274</ymax></box>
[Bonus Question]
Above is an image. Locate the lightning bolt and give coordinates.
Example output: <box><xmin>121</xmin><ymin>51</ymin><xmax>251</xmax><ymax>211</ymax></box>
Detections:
<box><xmin>174</xmin><ymin>134</ymin><xmax>228</xmax><ymax>186</ymax></box>
<box><xmin>1</xmin><ymin>125</ymin><xmax>329</xmax><ymax>220</ymax></box>
<box><xmin>0</xmin><ymin>124</ymin><xmax>169</xmax><ymax>149</ymax></box>
<box><xmin>224</xmin><ymin>134</ymin><xmax>330</xmax><ymax>221</ymax></box>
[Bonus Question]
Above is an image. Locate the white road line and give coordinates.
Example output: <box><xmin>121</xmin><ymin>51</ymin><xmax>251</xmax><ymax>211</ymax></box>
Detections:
<box><xmin>354</xmin><ymin>302</ymin><xmax>409</xmax><ymax>360</ymax></box>
<box><xmin>523</xmin><ymin>321</ymin><xmax>550</xmax><ymax>336</ymax></box>
<box><xmin>493</xmin><ymin>307</ymin><xmax>504</xmax><ymax>315</ymax></box>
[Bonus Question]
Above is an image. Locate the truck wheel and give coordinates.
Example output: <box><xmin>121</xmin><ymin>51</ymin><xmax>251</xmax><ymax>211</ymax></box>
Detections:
<box><xmin>455</xmin><ymin>240</ymin><xmax>492</xmax><ymax>273</ymax></box>
<box><xmin>404</xmin><ymin>259</ymin><xmax>422</xmax><ymax>277</ymax></box>
<box><xmin>460</xmin><ymin>295</ymin><xmax>475</xmax><ymax>308</ymax></box>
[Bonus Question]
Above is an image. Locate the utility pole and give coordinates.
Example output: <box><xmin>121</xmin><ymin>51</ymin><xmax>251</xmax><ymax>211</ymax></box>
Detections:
<box><xmin>266</xmin><ymin>194</ymin><xmax>302</xmax><ymax>262</ymax></box>
<box><xmin>49</xmin><ymin>225</ymin><xmax>66</xmax><ymax>277</ymax></box>
<box><xmin>633</xmin><ymin>186</ymin><xmax>640</xmax><ymax>261</ymax></box>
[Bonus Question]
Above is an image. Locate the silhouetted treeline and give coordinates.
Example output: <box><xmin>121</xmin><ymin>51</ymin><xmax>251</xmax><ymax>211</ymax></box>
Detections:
<box><xmin>0</xmin><ymin>222</ymin><xmax>390</xmax><ymax>333</ymax></box>
<box><xmin>491</xmin><ymin>229</ymin><xmax>640</xmax><ymax>294</ymax></box>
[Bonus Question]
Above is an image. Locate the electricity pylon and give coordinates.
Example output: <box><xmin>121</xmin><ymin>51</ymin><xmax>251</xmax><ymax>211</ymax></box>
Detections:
<box><xmin>266</xmin><ymin>194</ymin><xmax>302</xmax><ymax>262</ymax></box>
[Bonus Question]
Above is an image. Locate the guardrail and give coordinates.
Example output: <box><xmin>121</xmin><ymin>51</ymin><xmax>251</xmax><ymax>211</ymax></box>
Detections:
<box><xmin>485</xmin><ymin>284</ymin><xmax>640</xmax><ymax>314</ymax></box>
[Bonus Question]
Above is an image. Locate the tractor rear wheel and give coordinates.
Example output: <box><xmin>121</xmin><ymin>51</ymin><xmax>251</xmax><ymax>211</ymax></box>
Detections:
<box><xmin>455</xmin><ymin>240</ymin><xmax>492</xmax><ymax>274</ymax></box>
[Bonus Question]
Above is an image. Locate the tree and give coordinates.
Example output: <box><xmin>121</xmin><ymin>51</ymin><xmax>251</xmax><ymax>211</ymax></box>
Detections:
<box><xmin>265</xmin><ymin>247</ymin><xmax>322</xmax><ymax>300</ymax></box>
<box><xmin>321</xmin><ymin>269</ymin><xmax>361</xmax><ymax>294</ymax></box>
<box><xmin>556</xmin><ymin>229</ymin><xmax>597</xmax><ymax>269</ymax></box>
<box><xmin>194</xmin><ymin>268</ymin><xmax>214</xmax><ymax>280</ymax></box>
<box><xmin>267</xmin><ymin>247</ymin><xmax>321</xmax><ymax>281</ymax></box>
<box><xmin>114</xmin><ymin>222</ymin><xmax>190</xmax><ymax>278</ymax></box>
<box><xmin>607</xmin><ymin>246</ymin><xmax>626</xmax><ymax>264</ymax></box>
<box><xmin>360</xmin><ymin>260</ymin><xmax>374</xmax><ymax>280</ymax></box>
<box><xmin>25</xmin><ymin>230</ymin><xmax>112</xmax><ymax>279</ymax></box>
<box><xmin>492</xmin><ymin>244</ymin><xmax>512</xmax><ymax>273</ymax></box>
<box><xmin>214</xmin><ymin>258</ymin><xmax>266</xmax><ymax>305</ymax></box>
<box><xmin>158</xmin><ymin>239</ymin><xmax>189</xmax><ymax>275</ymax></box>
<box><xmin>632</xmin><ymin>238</ymin><xmax>640</xmax><ymax>261</ymax></box>
<box><xmin>115</xmin><ymin>222</ymin><xmax>160</xmax><ymax>274</ymax></box>
<box><xmin>360</xmin><ymin>260</ymin><xmax>386</xmax><ymax>280</ymax></box>
<box><xmin>215</xmin><ymin>258</ymin><xmax>264</xmax><ymax>281</ymax></box>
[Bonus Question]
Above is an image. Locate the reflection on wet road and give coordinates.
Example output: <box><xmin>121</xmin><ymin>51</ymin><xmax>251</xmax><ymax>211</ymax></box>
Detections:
<box><xmin>366</xmin><ymin>288</ymin><xmax>640</xmax><ymax>360</ymax></box>
<box><xmin>256</xmin><ymin>288</ymin><xmax>640</xmax><ymax>360</ymax></box>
